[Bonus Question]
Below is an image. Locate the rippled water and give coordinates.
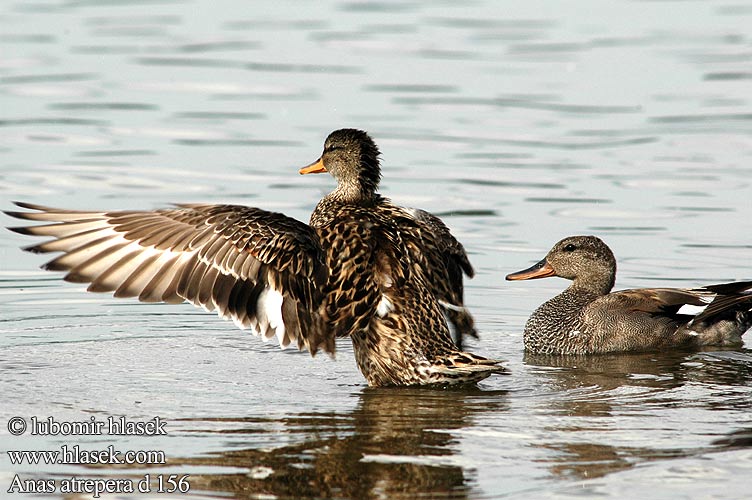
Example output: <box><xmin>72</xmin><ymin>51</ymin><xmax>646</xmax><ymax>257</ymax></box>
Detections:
<box><xmin>1</xmin><ymin>0</ymin><xmax>751</xmax><ymax>498</ymax></box>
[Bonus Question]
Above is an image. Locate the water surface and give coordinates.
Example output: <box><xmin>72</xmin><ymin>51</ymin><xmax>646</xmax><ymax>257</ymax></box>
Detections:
<box><xmin>1</xmin><ymin>0</ymin><xmax>751</xmax><ymax>498</ymax></box>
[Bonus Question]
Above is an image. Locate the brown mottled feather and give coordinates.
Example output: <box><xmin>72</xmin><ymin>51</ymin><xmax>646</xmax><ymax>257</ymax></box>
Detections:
<box><xmin>397</xmin><ymin>208</ymin><xmax>477</xmax><ymax>346</ymax></box>
<box><xmin>507</xmin><ymin>235</ymin><xmax>752</xmax><ymax>354</ymax></box>
<box><xmin>5</xmin><ymin>128</ymin><xmax>504</xmax><ymax>386</ymax></box>
<box><xmin>7</xmin><ymin>202</ymin><xmax>329</xmax><ymax>354</ymax></box>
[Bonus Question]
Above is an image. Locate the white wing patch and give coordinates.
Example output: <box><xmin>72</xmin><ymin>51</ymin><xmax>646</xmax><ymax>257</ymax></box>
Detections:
<box><xmin>678</xmin><ymin>296</ymin><xmax>714</xmax><ymax>326</ymax></box>
<box><xmin>380</xmin><ymin>272</ymin><xmax>393</xmax><ymax>288</ymax></box>
<box><xmin>255</xmin><ymin>287</ymin><xmax>288</xmax><ymax>348</ymax></box>
<box><xmin>376</xmin><ymin>294</ymin><xmax>394</xmax><ymax>317</ymax></box>
<box><xmin>677</xmin><ymin>302</ymin><xmax>711</xmax><ymax>317</ymax></box>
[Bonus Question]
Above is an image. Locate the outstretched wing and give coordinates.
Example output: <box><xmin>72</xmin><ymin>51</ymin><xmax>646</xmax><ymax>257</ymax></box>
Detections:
<box><xmin>397</xmin><ymin>207</ymin><xmax>477</xmax><ymax>346</ymax></box>
<box><xmin>6</xmin><ymin>201</ymin><xmax>332</xmax><ymax>354</ymax></box>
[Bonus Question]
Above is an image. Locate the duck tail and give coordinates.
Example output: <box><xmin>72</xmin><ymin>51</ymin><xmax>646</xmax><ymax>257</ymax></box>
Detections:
<box><xmin>687</xmin><ymin>281</ymin><xmax>752</xmax><ymax>346</ymax></box>
<box><xmin>427</xmin><ymin>353</ymin><xmax>507</xmax><ymax>385</ymax></box>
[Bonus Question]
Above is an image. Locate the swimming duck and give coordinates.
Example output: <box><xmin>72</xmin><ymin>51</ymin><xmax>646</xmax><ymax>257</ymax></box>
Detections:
<box><xmin>6</xmin><ymin>128</ymin><xmax>503</xmax><ymax>386</ymax></box>
<box><xmin>506</xmin><ymin>235</ymin><xmax>752</xmax><ymax>354</ymax></box>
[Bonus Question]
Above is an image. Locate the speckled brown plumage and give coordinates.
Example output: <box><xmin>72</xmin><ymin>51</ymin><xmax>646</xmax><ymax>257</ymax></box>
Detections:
<box><xmin>506</xmin><ymin>235</ymin><xmax>752</xmax><ymax>354</ymax></box>
<box><xmin>6</xmin><ymin>128</ymin><xmax>503</xmax><ymax>386</ymax></box>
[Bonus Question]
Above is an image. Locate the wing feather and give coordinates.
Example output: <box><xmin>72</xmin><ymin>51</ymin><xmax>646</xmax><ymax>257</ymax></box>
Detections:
<box><xmin>398</xmin><ymin>206</ymin><xmax>477</xmax><ymax>345</ymax></box>
<box><xmin>6</xmin><ymin>202</ymin><xmax>331</xmax><ymax>354</ymax></box>
<box><xmin>113</xmin><ymin>251</ymin><xmax>164</xmax><ymax>299</ymax></box>
<box><xmin>138</xmin><ymin>254</ymin><xmax>184</xmax><ymax>302</ymax></box>
<box><xmin>608</xmin><ymin>288</ymin><xmax>706</xmax><ymax>315</ymax></box>
<box><xmin>87</xmin><ymin>248</ymin><xmax>145</xmax><ymax>293</ymax></box>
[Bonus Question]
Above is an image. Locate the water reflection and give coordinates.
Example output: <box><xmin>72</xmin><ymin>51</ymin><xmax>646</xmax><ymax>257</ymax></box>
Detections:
<box><xmin>713</xmin><ymin>427</ymin><xmax>752</xmax><ymax>448</ymax></box>
<box><xmin>540</xmin><ymin>422</ymin><xmax>752</xmax><ymax>483</ymax></box>
<box><xmin>540</xmin><ymin>442</ymin><xmax>685</xmax><ymax>481</ymax></box>
<box><xmin>2</xmin><ymin>0</ymin><xmax>752</xmax><ymax>497</ymax></box>
<box><xmin>523</xmin><ymin>350</ymin><xmax>752</xmax><ymax>480</ymax></box>
<box><xmin>538</xmin><ymin>349</ymin><xmax>751</xmax><ymax>387</ymax></box>
<box><xmin>525</xmin><ymin>351</ymin><xmax>691</xmax><ymax>395</ymax></box>
<box><xmin>174</xmin><ymin>387</ymin><xmax>509</xmax><ymax>499</ymax></box>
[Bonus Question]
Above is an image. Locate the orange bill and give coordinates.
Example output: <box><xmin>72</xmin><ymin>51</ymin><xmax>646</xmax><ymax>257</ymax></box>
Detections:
<box><xmin>299</xmin><ymin>157</ymin><xmax>327</xmax><ymax>175</ymax></box>
<box><xmin>506</xmin><ymin>258</ymin><xmax>556</xmax><ymax>281</ymax></box>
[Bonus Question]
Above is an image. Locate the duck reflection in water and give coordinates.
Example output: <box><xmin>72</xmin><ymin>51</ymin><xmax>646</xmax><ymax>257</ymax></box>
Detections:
<box><xmin>170</xmin><ymin>387</ymin><xmax>509</xmax><ymax>499</ymax></box>
<box><xmin>523</xmin><ymin>348</ymin><xmax>752</xmax><ymax>480</ymax></box>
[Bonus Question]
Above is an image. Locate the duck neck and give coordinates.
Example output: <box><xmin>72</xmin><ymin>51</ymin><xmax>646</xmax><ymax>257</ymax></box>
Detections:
<box><xmin>330</xmin><ymin>179</ymin><xmax>377</xmax><ymax>204</ymax></box>
<box><xmin>523</xmin><ymin>274</ymin><xmax>615</xmax><ymax>354</ymax></box>
<box><xmin>569</xmin><ymin>272</ymin><xmax>615</xmax><ymax>297</ymax></box>
<box><xmin>557</xmin><ymin>284</ymin><xmax>603</xmax><ymax>311</ymax></box>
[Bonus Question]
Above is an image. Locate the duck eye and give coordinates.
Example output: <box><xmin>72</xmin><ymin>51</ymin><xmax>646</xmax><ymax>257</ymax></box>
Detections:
<box><xmin>325</xmin><ymin>145</ymin><xmax>344</xmax><ymax>153</ymax></box>
<box><xmin>563</xmin><ymin>243</ymin><xmax>576</xmax><ymax>252</ymax></box>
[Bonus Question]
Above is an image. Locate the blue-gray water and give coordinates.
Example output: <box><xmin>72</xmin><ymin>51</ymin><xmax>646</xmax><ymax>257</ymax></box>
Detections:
<box><xmin>1</xmin><ymin>0</ymin><xmax>751</xmax><ymax>498</ymax></box>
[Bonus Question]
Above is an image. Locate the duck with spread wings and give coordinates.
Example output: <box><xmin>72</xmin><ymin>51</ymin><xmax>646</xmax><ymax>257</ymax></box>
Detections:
<box><xmin>6</xmin><ymin>128</ymin><xmax>503</xmax><ymax>387</ymax></box>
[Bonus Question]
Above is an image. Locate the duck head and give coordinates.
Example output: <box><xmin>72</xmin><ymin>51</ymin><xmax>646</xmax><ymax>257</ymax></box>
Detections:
<box><xmin>300</xmin><ymin>128</ymin><xmax>382</xmax><ymax>201</ymax></box>
<box><xmin>506</xmin><ymin>235</ymin><xmax>616</xmax><ymax>294</ymax></box>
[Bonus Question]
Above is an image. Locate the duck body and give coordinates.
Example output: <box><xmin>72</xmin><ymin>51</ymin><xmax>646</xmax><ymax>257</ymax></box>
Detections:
<box><xmin>6</xmin><ymin>128</ymin><xmax>502</xmax><ymax>387</ymax></box>
<box><xmin>507</xmin><ymin>236</ymin><xmax>752</xmax><ymax>355</ymax></box>
<box><xmin>311</xmin><ymin>193</ymin><xmax>494</xmax><ymax>386</ymax></box>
